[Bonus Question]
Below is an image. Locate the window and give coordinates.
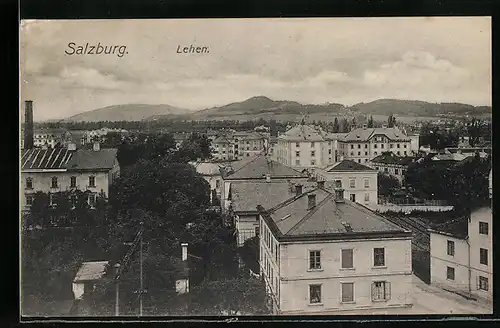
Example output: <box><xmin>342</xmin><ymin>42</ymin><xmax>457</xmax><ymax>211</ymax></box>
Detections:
<box><xmin>350</xmin><ymin>145</ymin><xmax>354</xmax><ymax>149</ymax></box>
<box><xmin>341</xmin><ymin>249</ymin><xmax>353</xmax><ymax>269</ymax></box>
<box><xmin>357</xmin><ymin>151</ymin><xmax>361</xmax><ymax>156</ymax></box>
<box><xmin>311</xmin><ymin>142</ymin><xmax>315</xmax><ymax>148</ymax></box>
<box><xmin>88</xmin><ymin>193</ymin><xmax>96</xmax><ymax>207</ymax></box>
<box><xmin>394</xmin><ymin>169</ymin><xmax>399</xmax><ymax>175</ymax></box>
<box><xmin>335</xmin><ymin>180</ymin><xmax>342</xmax><ymax>188</ymax></box>
<box><xmin>350</xmin><ymin>152</ymin><xmax>354</xmax><ymax>156</ymax></box>
<box><xmin>446</xmin><ymin>266</ymin><xmax>455</xmax><ymax>280</ymax></box>
<box><xmin>365</xmin><ymin>151</ymin><xmax>368</xmax><ymax>156</ymax></box>
<box><xmin>373</xmin><ymin>248</ymin><xmax>385</xmax><ymax>267</ymax></box>
<box><xmin>372</xmin><ymin>281</ymin><xmax>390</xmax><ymax>301</ymax></box>
<box><xmin>358</xmin><ymin>144</ymin><xmax>361</xmax><ymax>149</ymax></box>
<box><xmin>404</xmin><ymin>151</ymin><xmax>407</xmax><ymax>155</ymax></box>
<box><xmin>480</xmin><ymin>248</ymin><xmax>488</xmax><ymax>265</ymax></box>
<box><xmin>358</xmin><ymin>159</ymin><xmax>361</xmax><ymax>163</ymax></box>
<box><xmin>397</xmin><ymin>151</ymin><xmax>400</xmax><ymax>155</ymax></box>
<box><xmin>309</xmin><ymin>250</ymin><xmax>321</xmax><ymax>270</ymax></box>
<box><xmin>215</xmin><ymin>179</ymin><xmax>220</xmax><ymax>188</ymax></box>
<box><xmin>350</xmin><ymin>194</ymin><xmax>356</xmax><ymax>202</ymax></box>
<box><xmin>311</xmin><ymin>151</ymin><xmax>315</xmax><ymax>157</ymax></box>
<box><xmin>447</xmin><ymin>240</ymin><xmax>455</xmax><ymax>256</ymax></box>
<box><xmin>349</xmin><ymin>179</ymin><xmax>355</xmax><ymax>188</ymax></box>
<box><xmin>479</xmin><ymin>222</ymin><xmax>489</xmax><ymax>235</ymax></box>
<box><xmin>309</xmin><ymin>284</ymin><xmax>322</xmax><ymax>304</ymax></box>
<box><xmin>381</xmin><ymin>144</ymin><xmax>384</xmax><ymax>149</ymax></box>
<box><xmin>364</xmin><ymin>144</ymin><xmax>368</xmax><ymax>149</ymax></box>
<box><xmin>295</xmin><ymin>159</ymin><xmax>300</xmax><ymax>166</ymax></box>
<box><xmin>364</xmin><ymin>179</ymin><xmax>369</xmax><ymax>188</ymax></box>
<box><xmin>384</xmin><ymin>167</ymin><xmax>388</xmax><ymax>173</ymax></box>
<box><xmin>374</xmin><ymin>152</ymin><xmax>377</xmax><ymax>155</ymax></box>
<box><xmin>51</xmin><ymin>177</ymin><xmax>58</xmax><ymax>188</ymax></box>
<box><xmin>478</xmin><ymin>276</ymin><xmax>489</xmax><ymax>291</ymax></box>
<box><xmin>25</xmin><ymin>178</ymin><xmax>33</xmax><ymax>189</ymax></box>
<box><xmin>364</xmin><ymin>193</ymin><xmax>370</xmax><ymax>202</ymax></box>
<box><xmin>25</xmin><ymin>194</ymin><xmax>34</xmax><ymax>206</ymax></box>
<box><xmin>296</xmin><ymin>151</ymin><xmax>300</xmax><ymax>157</ymax></box>
<box><xmin>328</xmin><ymin>149</ymin><xmax>332</xmax><ymax>154</ymax></box>
<box><xmin>275</xmin><ymin>244</ymin><xmax>278</xmax><ymax>261</ymax></box>
<box><xmin>70</xmin><ymin>176</ymin><xmax>77</xmax><ymax>188</ymax></box>
<box><xmin>296</xmin><ymin>142</ymin><xmax>300</xmax><ymax>148</ymax></box>
<box><xmin>374</xmin><ymin>144</ymin><xmax>378</xmax><ymax>149</ymax></box>
<box><xmin>341</xmin><ymin>283</ymin><xmax>354</xmax><ymax>303</ymax></box>
<box><xmin>255</xmin><ymin>226</ymin><xmax>259</xmax><ymax>237</ymax></box>
<box><xmin>311</xmin><ymin>160</ymin><xmax>316</xmax><ymax>166</ymax></box>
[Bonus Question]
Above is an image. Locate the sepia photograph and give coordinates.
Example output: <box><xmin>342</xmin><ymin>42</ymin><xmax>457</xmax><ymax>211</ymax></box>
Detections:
<box><xmin>19</xmin><ymin>17</ymin><xmax>492</xmax><ymax>317</ymax></box>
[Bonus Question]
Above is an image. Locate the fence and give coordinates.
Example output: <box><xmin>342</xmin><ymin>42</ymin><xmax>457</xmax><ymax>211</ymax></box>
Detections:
<box><xmin>375</xmin><ymin>205</ymin><xmax>454</xmax><ymax>213</ymax></box>
<box><xmin>379</xmin><ymin>197</ymin><xmax>449</xmax><ymax>206</ymax></box>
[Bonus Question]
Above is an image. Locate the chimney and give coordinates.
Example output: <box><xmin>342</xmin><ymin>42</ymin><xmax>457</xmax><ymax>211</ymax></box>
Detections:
<box><xmin>265</xmin><ymin>173</ymin><xmax>271</xmax><ymax>182</ymax></box>
<box><xmin>334</xmin><ymin>188</ymin><xmax>345</xmax><ymax>203</ymax></box>
<box><xmin>93</xmin><ymin>141</ymin><xmax>100</xmax><ymax>151</ymax></box>
<box><xmin>68</xmin><ymin>143</ymin><xmax>77</xmax><ymax>151</ymax></box>
<box><xmin>295</xmin><ymin>184</ymin><xmax>303</xmax><ymax>196</ymax></box>
<box><xmin>362</xmin><ymin>124</ymin><xmax>367</xmax><ymax>129</ymax></box>
<box><xmin>24</xmin><ymin>100</ymin><xmax>34</xmax><ymax>149</ymax></box>
<box><xmin>382</xmin><ymin>124</ymin><xmax>387</xmax><ymax>129</ymax></box>
<box><xmin>307</xmin><ymin>194</ymin><xmax>316</xmax><ymax>209</ymax></box>
<box><xmin>317</xmin><ymin>180</ymin><xmax>325</xmax><ymax>189</ymax></box>
<box><xmin>181</xmin><ymin>243</ymin><xmax>188</xmax><ymax>261</ymax></box>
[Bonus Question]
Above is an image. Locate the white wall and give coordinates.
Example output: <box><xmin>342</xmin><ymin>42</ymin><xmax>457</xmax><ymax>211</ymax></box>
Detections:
<box><xmin>72</xmin><ymin>282</ymin><xmax>85</xmax><ymax>300</ymax></box>
<box><xmin>175</xmin><ymin>278</ymin><xmax>189</xmax><ymax>294</ymax></box>
<box><xmin>260</xmin><ymin>215</ymin><xmax>413</xmax><ymax>314</ymax></box>
<box><xmin>236</xmin><ymin>213</ymin><xmax>259</xmax><ymax>246</ymax></box>
<box><xmin>314</xmin><ymin>170</ymin><xmax>378</xmax><ymax>205</ymax></box>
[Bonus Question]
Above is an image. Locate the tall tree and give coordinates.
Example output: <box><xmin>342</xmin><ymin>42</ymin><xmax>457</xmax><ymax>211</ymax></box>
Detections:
<box><xmin>341</xmin><ymin>118</ymin><xmax>350</xmax><ymax>133</ymax></box>
<box><xmin>332</xmin><ymin>117</ymin><xmax>340</xmax><ymax>133</ymax></box>
<box><xmin>377</xmin><ymin>172</ymin><xmax>401</xmax><ymax>197</ymax></box>
<box><xmin>387</xmin><ymin>114</ymin><xmax>396</xmax><ymax>128</ymax></box>
<box><xmin>467</xmin><ymin>117</ymin><xmax>482</xmax><ymax>147</ymax></box>
<box><xmin>367</xmin><ymin>115</ymin><xmax>374</xmax><ymax>128</ymax></box>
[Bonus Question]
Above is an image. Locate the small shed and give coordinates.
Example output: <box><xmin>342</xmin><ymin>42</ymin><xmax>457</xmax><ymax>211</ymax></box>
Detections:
<box><xmin>72</xmin><ymin>261</ymin><xmax>109</xmax><ymax>300</ymax></box>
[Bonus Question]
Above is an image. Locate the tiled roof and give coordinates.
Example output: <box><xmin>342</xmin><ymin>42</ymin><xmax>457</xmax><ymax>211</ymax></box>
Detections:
<box><xmin>324</xmin><ymin>133</ymin><xmax>348</xmax><ymax>140</ymax></box>
<box><xmin>371</xmin><ymin>153</ymin><xmax>416</xmax><ymax>166</ymax></box>
<box><xmin>278</xmin><ymin>124</ymin><xmax>325</xmax><ymax>142</ymax></box>
<box><xmin>224</xmin><ymin>155</ymin><xmax>308</xmax><ymax>180</ymax></box>
<box><xmin>21</xmin><ymin>148</ymin><xmax>75</xmax><ymax>170</ymax></box>
<box><xmin>429</xmin><ymin>217</ymin><xmax>468</xmax><ymax>240</ymax></box>
<box><xmin>324</xmin><ymin>160</ymin><xmax>375</xmax><ymax>172</ymax></box>
<box><xmin>342</xmin><ymin>127</ymin><xmax>410</xmax><ymax>142</ymax></box>
<box><xmin>230</xmin><ymin>181</ymin><xmax>316</xmax><ymax>213</ymax></box>
<box><xmin>65</xmin><ymin>148</ymin><xmax>118</xmax><ymax>171</ymax></box>
<box><xmin>21</xmin><ymin>148</ymin><xmax>118</xmax><ymax>171</ymax></box>
<box><xmin>74</xmin><ymin>261</ymin><xmax>109</xmax><ymax>282</ymax></box>
<box><xmin>266</xmin><ymin>188</ymin><xmax>405</xmax><ymax>237</ymax></box>
<box><xmin>233</xmin><ymin>131</ymin><xmax>265</xmax><ymax>140</ymax></box>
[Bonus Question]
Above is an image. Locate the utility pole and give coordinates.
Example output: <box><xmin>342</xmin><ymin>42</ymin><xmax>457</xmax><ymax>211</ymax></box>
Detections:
<box><xmin>139</xmin><ymin>221</ymin><xmax>144</xmax><ymax>316</ymax></box>
<box><xmin>114</xmin><ymin>263</ymin><xmax>121</xmax><ymax>316</ymax></box>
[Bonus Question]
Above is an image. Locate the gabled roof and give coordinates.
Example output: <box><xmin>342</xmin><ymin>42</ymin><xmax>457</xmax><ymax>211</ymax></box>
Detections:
<box><xmin>189</xmin><ymin>161</ymin><xmax>223</xmax><ymax>176</ymax></box>
<box><xmin>278</xmin><ymin>124</ymin><xmax>325</xmax><ymax>142</ymax></box>
<box><xmin>342</xmin><ymin>127</ymin><xmax>410</xmax><ymax>142</ymax></box>
<box><xmin>223</xmin><ymin>155</ymin><xmax>308</xmax><ymax>180</ymax></box>
<box><xmin>260</xmin><ymin>188</ymin><xmax>407</xmax><ymax>239</ymax></box>
<box><xmin>74</xmin><ymin>261</ymin><xmax>109</xmax><ymax>282</ymax></box>
<box><xmin>230</xmin><ymin>181</ymin><xmax>316</xmax><ymax>213</ymax></box>
<box><xmin>323</xmin><ymin>159</ymin><xmax>375</xmax><ymax>172</ymax></box>
<box><xmin>428</xmin><ymin>217</ymin><xmax>468</xmax><ymax>240</ymax></box>
<box><xmin>21</xmin><ymin>148</ymin><xmax>118</xmax><ymax>171</ymax></box>
<box><xmin>371</xmin><ymin>153</ymin><xmax>416</xmax><ymax>166</ymax></box>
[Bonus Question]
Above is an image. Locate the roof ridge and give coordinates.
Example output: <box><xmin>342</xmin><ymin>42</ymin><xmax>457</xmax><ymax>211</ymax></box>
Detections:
<box><xmin>286</xmin><ymin>191</ymin><xmax>336</xmax><ymax>235</ymax></box>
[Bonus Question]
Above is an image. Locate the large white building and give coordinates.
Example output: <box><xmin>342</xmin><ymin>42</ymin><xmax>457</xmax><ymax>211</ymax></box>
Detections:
<box><xmin>21</xmin><ymin>142</ymin><xmax>120</xmax><ymax>211</ymax></box>
<box><xmin>313</xmin><ymin>160</ymin><xmax>378</xmax><ymax>205</ymax></box>
<box><xmin>337</xmin><ymin>127</ymin><xmax>414</xmax><ymax>164</ymax></box>
<box><xmin>272</xmin><ymin>124</ymin><xmax>342</xmax><ymax>170</ymax></box>
<box><xmin>258</xmin><ymin>186</ymin><xmax>413</xmax><ymax>314</ymax></box>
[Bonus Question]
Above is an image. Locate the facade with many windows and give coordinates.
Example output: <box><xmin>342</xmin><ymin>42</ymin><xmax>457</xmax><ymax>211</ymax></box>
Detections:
<box><xmin>429</xmin><ymin>203</ymin><xmax>493</xmax><ymax>304</ymax></box>
<box><xmin>258</xmin><ymin>187</ymin><xmax>413</xmax><ymax>314</ymax></box>
<box><xmin>370</xmin><ymin>152</ymin><xmax>416</xmax><ymax>184</ymax></box>
<box><xmin>313</xmin><ymin>160</ymin><xmax>378</xmax><ymax>205</ymax></box>
<box><xmin>337</xmin><ymin>127</ymin><xmax>413</xmax><ymax>164</ymax></box>
<box><xmin>21</xmin><ymin>143</ymin><xmax>120</xmax><ymax>211</ymax></box>
<box><xmin>272</xmin><ymin>124</ymin><xmax>342</xmax><ymax>170</ymax></box>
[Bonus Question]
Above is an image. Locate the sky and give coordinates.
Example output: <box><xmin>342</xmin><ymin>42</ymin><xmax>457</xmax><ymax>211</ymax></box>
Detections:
<box><xmin>20</xmin><ymin>17</ymin><xmax>491</xmax><ymax>121</ymax></box>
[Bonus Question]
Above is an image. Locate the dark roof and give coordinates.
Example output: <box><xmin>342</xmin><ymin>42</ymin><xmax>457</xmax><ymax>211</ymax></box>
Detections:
<box><xmin>65</xmin><ymin>148</ymin><xmax>118</xmax><ymax>171</ymax></box>
<box><xmin>324</xmin><ymin>160</ymin><xmax>375</xmax><ymax>172</ymax></box>
<box><xmin>224</xmin><ymin>155</ymin><xmax>308</xmax><ymax>180</ymax></box>
<box><xmin>429</xmin><ymin>217</ymin><xmax>468</xmax><ymax>239</ymax></box>
<box><xmin>261</xmin><ymin>188</ymin><xmax>407</xmax><ymax>239</ymax></box>
<box><xmin>230</xmin><ymin>181</ymin><xmax>316</xmax><ymax>213</ymax></box>
<box><xmin>371</xmin><ymin>153</ymin><xmax>416</xmax><ymax>166</ymax></box>
<box><xmin>21</xmin><ymin>148</ymin><xmax>118</xmax><ymax>171</ymax></box>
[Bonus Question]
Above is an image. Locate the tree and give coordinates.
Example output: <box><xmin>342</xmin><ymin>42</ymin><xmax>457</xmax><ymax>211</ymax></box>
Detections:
<box><xmin>351</xmin><ymin>117</ymin><xmax>357</xmax><ymax>129</ymax></box>
<box><xmin>367</xmin><ymin>115</ymin><xmax>374</xmax><ymax>128</ymax></box>
<box><xmin>467</xmin><ymin>117</ymin><xmax>482</xmax><ymax>147</ymax></box>
<box><xmin>269</xmin><ymin>119</ymin><xmax>277</xmax><ymax>137</ymax></box>
<box><xmin>388</xmin><ymin>114</ymin><xmax>396</xmax><ymax>128</ymax></box>
<box><xmin>332</xmin><ymin>117</ymin><xmax>340</xmax><ymax>133</ymax></box>
<box><xmin>377</xmin><ymin>172</ymin><xmax>401</xmax><ymax>197</ymax></box>
<box><xmin>175</xmin><ymin>133</ymin><xmax>212</xmax><ymax>163</ymax></box>
<box><xmin>240</xmin><ymin>236</ymin><xmax>259</xmax><ymax>274</ymax></box>
<box><xmin>341</xmin><ymin>118</ymin><xmax>350</xmax><ymax>133</ymax></box>
<box><xmin>188</xmin><ymin>274</ymin><xmax>269</xmax><ymax>315</ymax></box>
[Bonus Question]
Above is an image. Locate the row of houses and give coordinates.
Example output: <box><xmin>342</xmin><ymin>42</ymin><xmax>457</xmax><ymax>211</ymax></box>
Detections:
<box><xmin>211</xmin><ymin>131</ymin><xmax>268</xmax><ymax>161</ymax></box>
